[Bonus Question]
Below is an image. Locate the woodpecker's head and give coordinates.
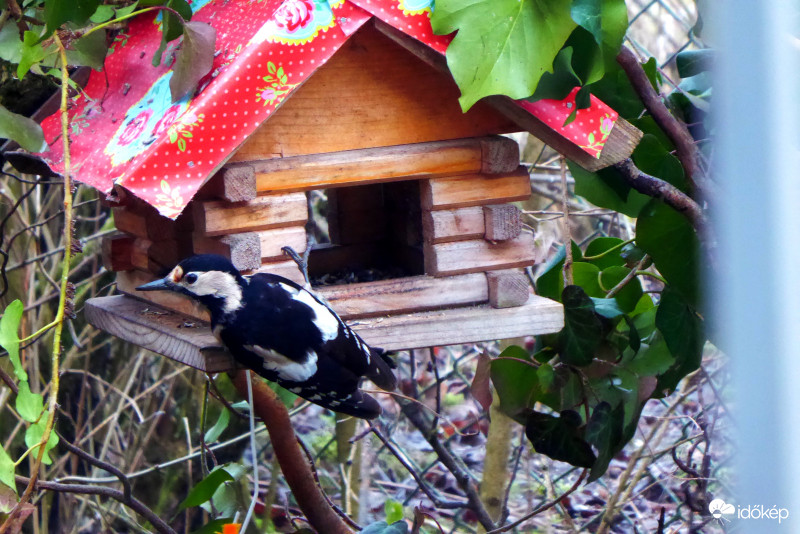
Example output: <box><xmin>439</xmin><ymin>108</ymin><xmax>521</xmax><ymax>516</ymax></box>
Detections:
<box><xmin>136</xmin><ymin>254</ymin><xmax>245</xmax><ymax>315</ymax></box>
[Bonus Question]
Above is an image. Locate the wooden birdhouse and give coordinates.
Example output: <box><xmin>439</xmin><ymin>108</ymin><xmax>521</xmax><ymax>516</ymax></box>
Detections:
<box><xmin>23</xmin><ymin>0</ymin><xmax>641</xmax><ymax>373</ymax></box>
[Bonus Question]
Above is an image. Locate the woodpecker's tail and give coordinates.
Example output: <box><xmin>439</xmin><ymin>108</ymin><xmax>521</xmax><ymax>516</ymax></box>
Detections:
<box><xmin>314</xmin><ymin>389</ymin><xmax>382</xmax><ymax>419</ymax></box>
<box><xmin>366</xmin><ymin>347</ymin><xmax>397</xmax><ymax>391</ymax></box>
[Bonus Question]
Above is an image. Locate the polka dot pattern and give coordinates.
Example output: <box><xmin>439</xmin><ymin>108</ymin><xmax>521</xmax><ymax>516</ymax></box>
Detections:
<box><xmin>36</xmin><ymin>0</ymin><xmax>619</xmax><ymax>219</ymax></box>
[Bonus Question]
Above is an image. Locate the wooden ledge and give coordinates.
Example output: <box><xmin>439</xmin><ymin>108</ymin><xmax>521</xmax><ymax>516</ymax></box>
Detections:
<box><xmin>85</xmin><ymin>295</ymin><xmax>564</xmax><ymax>371</ymax></box>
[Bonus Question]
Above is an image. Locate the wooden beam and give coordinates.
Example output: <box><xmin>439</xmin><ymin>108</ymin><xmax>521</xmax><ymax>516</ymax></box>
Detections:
<box><xmin>259</xmin><ymin>227</ymin><xmax>307</xmax><ymax>261</ymax></box>
<box><xmin>113</xmin><ymin>208</ymin><xmax>177</xmax><ymax>241</ymax></box>
<box><xmin>130</xmin><ymin>238</ymin><xmax>182</xmax><ymax>274</ymax></box>
<box><xmin>193</xmin><ymin>232</ymin><xmax>262</xmax><ymax>271</ymax></box>
<box><xmin>483</xmin><ymin>204</ymin><xmax>522</xmax><ymax>241</ymax></box>
<box><xmin>102</xmin><ymin>234</ymin><xmax>134</xmax><ymax>272</ymax></box>
<box><xmin>316</xmin><ymin>273</ymin><xmax>488</xmax><ymax>319</ymax></box>
<box><xmin>371</xmin><ymin>19</ymin><xmax>642</xmax><ymax>172</ymax></box>
<box><xmin>487</xmin><ymin>270</ymin><xmax>531</xmax><ymax>308</ymax></box>
<box><xmin>241</xmin><ymin>136</ymin><xmax>519</xmax><ymax>193</ymax></box>
<box><xmin>198</xmin><ymin>165</ymin><xmax>257</xmax><ymax>202</ymax></box>
<box><xmin>422</xmin><ymin>206</ymin><xmax>485</xmax><ymax>244</ymax></box>
<box><xmin>85</xmin><ymin>294</ymin><xmax>564</xmax><ymax>362</ymax></box>
<box><xmin>424</xmin><ymin>233</ymin><xmax>537</xmax><ymax>276</ymax></box>
<box><xmin>85</xmin><ymin>295</ymin><xmax>234</xmax><ymax>373</ymax></box>
<box><xmin>193</xmin><ymin>192</ymin><xmax>308</xmax><ymax>236</ymax></box>
<box><xmin>420</xmin><ymin>167</ymin><xmax>530</xmax><ymax>210</ymax></box>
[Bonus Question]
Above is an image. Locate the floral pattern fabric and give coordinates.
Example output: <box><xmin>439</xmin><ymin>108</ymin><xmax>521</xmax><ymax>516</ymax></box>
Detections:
<box><xmin>35</xmin><ymin>0</ymin><xmax>619</xmax><ymax>219</ymax></box>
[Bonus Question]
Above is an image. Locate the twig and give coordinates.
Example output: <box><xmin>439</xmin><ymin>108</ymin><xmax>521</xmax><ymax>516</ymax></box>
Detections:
<box><xmin>560</xmin><ymin>157</ymin><xmax>573</xmax><ymax>287</ymax></box>
<box><xmin>485</xmin><ymin>469</ymin><xmax>587</xmax><ymax>533</ymax></box>
<box><xmin>13</xmin><ymin>475</ymin><xmax>177</xmax><ymax>534</ymax></box>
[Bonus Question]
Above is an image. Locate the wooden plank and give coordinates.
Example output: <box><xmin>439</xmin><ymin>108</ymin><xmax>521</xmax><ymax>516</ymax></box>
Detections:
<box><xmin>248</xmin><ymin>260</ymin><xmax>306</xmax><ymax>285</ymax></box>
<box><xmin>85</xmin><ymin>294</ymin><xmax>564</xmax><ymax>363</ymax></box>
<box><xmin>113</xmin><ymin>208</ymin><xmax>177</xmax><ymax>241</ymax></box>
<box><xmin>130</xmin><ymin>238</ymin><xmax>182</xmax><ymax>274</ymax></box>
<box><xmin>259</xmin><ymin>227</ymin><xmax>307</xmax><ymax>261</ymax></box>
<box><xmin>116</xmin><ymin>270</ymin><xmax>210</xmax><ymax>321</ymax></box>
<box><xmin>193</xmin><ymin>232</ymin><xmax>262</xmax><ymax>271</ymax></box>
<box><xmin>483</xmin><ymin>204</ymin><xmax>522</xmax><ymax>241</ymax></box>
<box><xmin>85</xmin><ymin>296</ymin><xmax>235</xmax><ymax>373</ymax></box>
<box><xmin>420</xmin><ymin>167</ymin><xmax>530</xmax><ymax>210</ymax></box>
<box><xmin>316</xmin><ymin>274</ymin><xmax>488</xmax><ymax>319</ymax></box>
<box><xmin>229</xmin><ymin>23</ymin><xmax>520</xmax><ymax>161</ymax></box>
<box><xmin>424</xmin><ymin>233</ymin><xmax>537</xmax><ymax>276</ymax></box>
<box><xmin>244</xmin><ymin>136</ymin><xmax>519</xmax><ymax>193</ymax></box>
<box><xmin>422</xmin><ymin>207</ymin><xmax>485</xmax><ymax>244</ymax></box>
<box><xmin>372</xmin><ymin>19</ymin><xmax>642</xmax><ymax>172</ymax></box>
<box><xmin>193</xmin><ymin>192</ymin><xmax>308</xmax><ymax>237</ymax></box>
<box><xmin>102</xmin><ymin>234</ymin><xmax>134</xmax><ymax>272</ymax></box>
<box><xmin>197</xmin><ymin>165</ymin><xmax>257</xmax><ymax>202</ymax></box>
<box><xmin>487</xmin><ymin>270</ymin><xmax>531</xmax><ymax>308</ymax></box>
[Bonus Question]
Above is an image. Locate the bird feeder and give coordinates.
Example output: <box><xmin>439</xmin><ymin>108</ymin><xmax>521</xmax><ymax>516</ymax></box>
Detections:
<box><xmin>19</xmin><ymin>0</ymin><xmax>642</xmax><ymax>373</ymax></box>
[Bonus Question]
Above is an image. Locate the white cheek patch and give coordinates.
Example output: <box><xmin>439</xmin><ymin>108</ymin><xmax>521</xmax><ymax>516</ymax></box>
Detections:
<box><xmin>182</xmin><ymin>271</ymin><xmax>243</xmax><ymax>314</ymax></box>
<box><xmin>245</xmin><ymin>345</ymin><xmax>318</xmax><ymax>382</ymax></box>
<box><xmin>293</xmin><ymin>289</ymin><xmax>340</xmax><ymax>342</ymax></box>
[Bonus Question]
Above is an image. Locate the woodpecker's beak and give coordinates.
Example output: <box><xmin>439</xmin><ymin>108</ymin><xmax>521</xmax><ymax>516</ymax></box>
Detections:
<box><xmin>135</xmin><ymin>278</ymin><xmax>174</xmax><ymax>292</ymax></box>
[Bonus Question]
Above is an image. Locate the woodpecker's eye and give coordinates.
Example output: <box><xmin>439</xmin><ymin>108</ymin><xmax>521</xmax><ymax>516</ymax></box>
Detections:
<box><xmin>184</xmin><ymin>273</ymin><xmax>198</xmax><ymax>284</ymax></box>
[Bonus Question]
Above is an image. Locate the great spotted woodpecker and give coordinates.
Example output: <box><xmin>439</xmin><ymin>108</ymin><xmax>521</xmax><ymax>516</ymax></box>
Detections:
<box><xmin>136</xmin><ymin>254</ymin><xmax>397</xmax><ymax>419</ymax></box>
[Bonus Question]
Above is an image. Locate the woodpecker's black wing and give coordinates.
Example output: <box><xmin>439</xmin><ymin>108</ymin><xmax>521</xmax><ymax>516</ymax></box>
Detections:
<box><xmin>218</xmin><ymin>273</ymin><xmax>396</xmax><ymax>418</ymax></box>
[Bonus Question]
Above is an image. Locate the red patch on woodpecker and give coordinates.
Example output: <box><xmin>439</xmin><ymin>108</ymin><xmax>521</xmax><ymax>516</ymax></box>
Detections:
<box><xmin>169</xmin><ymin>265</ymin><xmax>184</xmax><ymax>283</ymax></box>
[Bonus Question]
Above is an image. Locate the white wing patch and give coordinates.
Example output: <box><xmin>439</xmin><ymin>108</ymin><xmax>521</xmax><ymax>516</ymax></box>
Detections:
<box><xmin>292</xmin><ymin>288</ymin><xmax>340</xmax><ymax>342</ymax></box>
<box><xmin>245</xmin><ymin>345</ymin><xmax>318</xmax><ymax>382</ymax></box>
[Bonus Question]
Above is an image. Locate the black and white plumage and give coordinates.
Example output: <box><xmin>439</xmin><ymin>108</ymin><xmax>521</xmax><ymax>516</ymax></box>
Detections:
<box><xmin>137</xmin><ymin>254</ymin><xmax>396</xmax><ymax>419</ymax></box>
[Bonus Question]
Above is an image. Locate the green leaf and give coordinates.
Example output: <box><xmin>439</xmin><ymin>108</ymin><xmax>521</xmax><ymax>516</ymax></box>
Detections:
<box><xmin>490</xmin><ymin>347</ymin><xmax>540</xmax><ymax>421</ymax></box>
<box><xmin>170</xmin><ymin>21</ymin><xmax>216</xmax><ymax>101</ymax></box>
<box><xmin>179</xmin><ymin>467</ymin><xmax>234</xmax><ymax>509</ymax></box>
<box><xmin>636</xmin><ymin>200</ymin><xmax>700</xmax><ymax>305</ymax></box>
<box><xmin>17</xmin><ymin>31</ymin><xmax>49</xmax><ymax>80</ymax></box>
<box><xmin>625</xmin><ymin>335</ymin><xmax>675</xmax><ymax>377</ymax></box>
<box><xmin>571</xmin><ymin>0</ymin><xmax>628</xmax><ymax>71</ymax></box>
<box><xmin>632</xmin><ymin>134</ymin><xmax>687</xmax><ymax>191</ymax></box>
<box><xmin>590</xmin><ymin>297</ymin><xmax>623</xmax><ymax>319</ymax></box>
<box><xmin>528</xmin><ymin>47</ymin><xmax>581</xmax><ymax>102</ymax></box>
<box><xmin>16</xmin><ymin>381</ymin><xmax>43</xmax><ymax>423</ymax></box>
<box><xmin>203</xmin><ymin>408</ymin><xmax>230</xmax><ymax>443</ymax></box>
<box><xmin>115</xmin><ymin>3</ymin><xmax>140</xmax><ymax>18</ymax></box>
<box><xmin>190</xmin><ymin>518</ymin><xmax>234</xmax><ymax>534</ymax></box>
<box><xmin>163</xmin><ymin>0</ymin><xmax>193</xmax><ymax>42</ymax></box>
<box><xmin>431</xmin><ymin>0</ymin><xmax>577</xmax><ymax>110</ymax></box>
<box><xmin>525</xmin><ymin>410</ymin><xmax>596</xmax><ymax>468</ymax></box>
<box><xmin>600</xmin><ymin>266</ymin><xmax>643</xmax><ymax>313</ymax></box>
<box><xmin>676</xmin><ymin>49</ymin><xmax>714</xmax><ymax>78</ymax></box>
<box><xmin>89</xmin><ymin>4</ymin><xmax>115</xmax><ymax>23</ymax></box>
<box><xmin>361</xmin><ymin>521</ymin><xmax>410</xmax><ymax>534</ymax></box>
<box><xmin>44</xmin><ymin>0</ymin><xmax>99</xmax><ymax>37</ymax></box>
<box><xmin>384</xmin><ymin>499</ymin><xmax>404</xmax><ymax>524</ymax></box>
<box><xmin>641</xmin><ymin>57</ymin><xmax>661</xmax><ymax>90</ymax></box>
<box><xmin>655</xmin><ymin>286</ymin><xmax>703</xmax><ymax>391</ymax></box>
<box><xmin>0</xmin><ymin>447</ymin><xmax>16</xmax><ymax>496</ymax></box>
<box><xmin>0</xmin><ymin>300</ymin><xmax>26</xmax><ymax>382</ymax></box>
<box><xmin>24</xmin><ymin>418</ymin><xmax>59</xmax><ymax>466</ymax></box>
<box><xmin>584</xmin><ymin>237</ymin><xmax>626</xmax><ymax>269</ymax></box>
<box><xmin>572</xmin><ymin>262</ymin><xmax>603</xmax><ymax>297</ymax></box>
<box><xmin>0</xmin><ymin>24</ymin><xmax>23</xmax><ymax>64</ymax></box>
<box><xmin>535</xmin><ymin>242</ymin><xmax>583</xmax><ymax>301</ymax></box>
<box><xmin>569</xmin><ymin>160</ymin><xmax>650</xmax><ymax>218</ymax></box>
<box><xmin>559</xmin><ymin>286</ymin><xmax>603</xmax><ymax>366</ymax></box>
<box><xmin>585</xmin><ymin>401</ymin><xmax>624</xmax><ymax>481</ymax></box>
<box><xmin>66</xmin><ymin>30</ymin><xmax>108</xmax><ymax>70</ymax></box>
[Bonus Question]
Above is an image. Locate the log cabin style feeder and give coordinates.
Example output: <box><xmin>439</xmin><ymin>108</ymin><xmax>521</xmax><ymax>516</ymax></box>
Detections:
<box><xmin>19</xmin><ymin>0</ymin><xmax>642</xmax><ymax>373</ymax></box>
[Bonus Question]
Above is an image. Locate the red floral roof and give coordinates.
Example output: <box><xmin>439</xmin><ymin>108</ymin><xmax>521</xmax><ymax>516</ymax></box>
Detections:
<box><xmin>36</xmin><ymin>0</ymin><xmax>619</xmax><ymax>218</ymax></box>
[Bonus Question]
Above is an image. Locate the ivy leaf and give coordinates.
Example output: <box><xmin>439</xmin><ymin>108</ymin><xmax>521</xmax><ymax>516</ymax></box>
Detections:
<box><xmin>525</xmin><ymin>410</ymin><xmax>596</xmax><ymax>468</ymax></box>
<box><xmin>490</xmin><ymin>346</ymin><xmax>540</xmax><ymax>422</ymax></box>
<box><xmin>361</xmin><ymin>521</ymin><xmax>410</xmax><ymax>534</ymax></box>
<box><xmin>559</xmin><ymin>286</ymin><xmax>603</xmax><ymax>366</ymax></box>
<box><xmin>17</xmin><ymin>31</ymin><xmax>49</xmax><ymax>80</ymax></box>
<box><xmin>584</xmin><ymin>237</ymin><xmax>626</xmax><ymax>269</ymax></box>
<box><xmin>24</xmin><ymin>418</ymin><xmax>59</xmax><ymax>466</ymax></box>
<box><xmin>44</xmin><ymin>0</ymin><xmax>99</xmax><ymax>37</ymax></box>
<box><xmin>164</xmin><ymin>0</ymin><xmax>193</xmax><ymax>43</ymax></box>
<box><xmin>535</xmin><ymin>241</ymin><xmax>583</xmax><ymax>301</ymax></box>
<box><xmin>90</xmin><ymin>4</ymin><xmax>115</xmax><ymax>23</ymax></box>
<box><xmin>632</xmin><ymin>134</ymin><xmax>687</xmax><ymax>191</ymax></box>
<box><xmin>600</xmin><ymin>266</ymin><xmax>643</xmax><ymax>313</ymax></box>
<box><xmin>625</xmin><ymin>335</ymin><xmax>675</xmax><ymax>377</ymax></box>
<box><xmin>203</xmin><ymin>407</ymin><xmax>230</xmax><ymax>443</ymax></box>
<box><xmin>571</xmin><ymin>0</ymin><xmax>628</xmax><ymax>71</ymax></box>
<box><xmin>431</xmin><ymin>0</ymin><xmax>577</xmax><ymax>110</ymax></box>
<box><xmin>528</xmin><ymin>46</ymin><xmax>581</xmax><ymax>102</ymax></box>
<box><xmin>585</xmin><ymin>401</ymin><xmax>624</xmax><ymax>481</ymax></box>
<box><xmin>569</xmin><ymin>160</ymin><xmax>650</xmax><ymax>218</ymax></box>
<box><xmin>170</xmin><ymin>21</ymin><xmax>216</xmax><ymax>102</ymax></box>
<box><xmin>179</xmin><ymin>467</ymin><xmax>234</xmax><ymax>509</ymax></box>
<box><xmin>0</xmin><ymin>300</ymin><xmax>26</xmax><ymax>382</ymax></box>
<box><xmin>66</xmin><ymin>30</ymin><xmax>108</xmax><ymax>71</ymax></box>
<box><xmin>16</xmin><ymin>381</ymin><xmax>44</xmax><ymax>423</ymax></box>
<box><xmin>676</xmin><ymin>49</ymin><xmax>714</xmax><ymax>78</ymax></box>
<box><xmin>655</xmin><ymin>286</ymin><xmax>703</xmax><ymax>392</ymax></box>
<box><xmin>636</xmin><ymin>200</ymin><xmax>700</xmax><ymax>305</ymax></box>
<box><xmin>0</xmin><ymin>447</ymin><xmax>16</xmax><ymax>496</ymax></box>
<box><xmin>384</xmin><ymin>499</ymin><xmax>404</xmax><ymax>524</ymax></box>
<box><xmin>0</xmin><ymin>24</ymin><xmax>23</xmax><ymax>64</ymax></box>
<box><xmin>591</xmin><ymin>297</ymin><xmax>623</xmax><ymax>319</ymax></box>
